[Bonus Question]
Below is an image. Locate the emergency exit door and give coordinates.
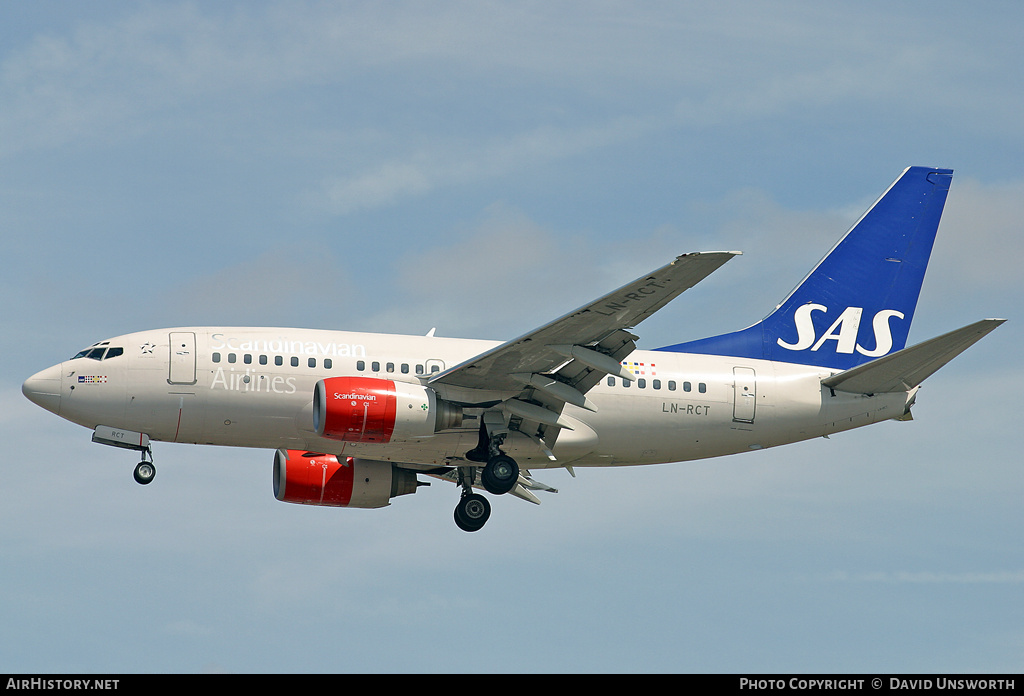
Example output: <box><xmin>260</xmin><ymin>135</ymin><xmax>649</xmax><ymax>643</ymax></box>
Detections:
<box><xmin>733</xmin><ymin>366</ymin><xmax>756</xmax><ymax>423</ymax></box>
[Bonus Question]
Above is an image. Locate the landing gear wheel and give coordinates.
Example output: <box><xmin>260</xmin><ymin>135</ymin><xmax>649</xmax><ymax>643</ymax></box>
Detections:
<box><xmin>454</xmin><ymin>494</ymin><xmax>491</xmax><ymax>532</ymax></box>
<box><xmin>481</xmin><ymin>454</ymin><xmax>519</xmax><ymax>495</ymax></box>
<box><xmin>133</xmin><ymin>461</ymin><xmax>156</xmax><ymax>485</ymax></box>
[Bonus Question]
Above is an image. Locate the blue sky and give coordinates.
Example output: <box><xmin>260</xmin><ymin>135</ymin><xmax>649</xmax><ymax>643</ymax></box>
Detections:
<box><xmin>2</xmin><ymin>1</ymin><xmax>1022</xmax><ymax>673</ymax></box>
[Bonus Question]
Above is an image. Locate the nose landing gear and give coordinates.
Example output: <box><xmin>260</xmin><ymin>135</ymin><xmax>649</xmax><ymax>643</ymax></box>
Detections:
<box><xmin>133</xmin><ymin>449</ymin><xmax>156</xmax><ymax>485</ymax></box>
<box><xmin>90</xmin><ymin>427</ymin><xmax>157</xmax><ymax>486</ymax></box>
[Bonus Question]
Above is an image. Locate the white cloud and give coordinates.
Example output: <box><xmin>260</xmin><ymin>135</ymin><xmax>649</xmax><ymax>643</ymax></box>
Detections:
<box><xmin>350</xmin><ymin>202</ymin><xmax>708</xmax><ymax>340</ymax></box>
<box><xmin>311</xmin><ymin>116</ymin><xmax>657</xmax><ymax>215</ymax></box>
<box><xmin>159</xmin><ymin>246</ymin><xmax>358</xmax><ymax>328</ymax></box>
<box><xmin>356</xmin><ymin>203</ymin><xmax>599</xmax><ymax>337</ymax></box>
<box><xmin>7</xmin><ymin>2</ymin><xmax>1017</xmax><ymax>163</ymax></box>
<box><xmin>931</xmin><ymin>175</ymin><xmax>1024</xmax><ymax>291</ymax></box>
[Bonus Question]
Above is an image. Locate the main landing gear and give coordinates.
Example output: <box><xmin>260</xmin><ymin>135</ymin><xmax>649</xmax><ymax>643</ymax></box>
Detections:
<box><xmin>481</xmin><ymin>453</ymin><xmax>519</xmax><ymax>495</ymax></box>
<box><xmin>454</xmin><ymin>424</ymin><xmax>521</xmax><ymax>532</ymax></box>
<box><xmin>454</xmin><ymin>491</ymin><xmax>491</xmax><ymax>532</ymax></box>
<box><xmin>133</xmin><ymin>449</ymin><xmax>156</xmax><ymax>485</ymax></box>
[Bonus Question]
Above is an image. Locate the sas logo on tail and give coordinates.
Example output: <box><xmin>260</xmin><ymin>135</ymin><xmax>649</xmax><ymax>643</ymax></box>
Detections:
<box><xmin>777</xmin><ymin>305</ymin><xmax>904</xmax><ymax>357</ymax></box>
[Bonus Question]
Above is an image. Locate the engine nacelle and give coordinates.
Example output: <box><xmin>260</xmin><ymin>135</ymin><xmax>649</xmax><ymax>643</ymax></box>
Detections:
<box><xmin>313</xmin><ymin>376</ymin><xmax>461</xmax><ymax>444</ymax></box>
<box><xmin>273</xmin><ymin>449</ymin><xmax>419</xmax><ymax>509</ymax></box>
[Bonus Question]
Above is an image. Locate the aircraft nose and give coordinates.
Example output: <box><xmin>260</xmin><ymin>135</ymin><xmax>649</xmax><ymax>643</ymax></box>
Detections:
<box><xmin>23</xmin><ymin>363</ymin><xmax>63</xmax><ymax>415</ymax></box>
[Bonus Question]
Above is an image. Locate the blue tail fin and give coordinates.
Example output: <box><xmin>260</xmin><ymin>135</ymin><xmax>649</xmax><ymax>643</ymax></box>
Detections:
<box><xmin>656</xmin><ymin>166</ymin><xmax>954</xmax><ymax>370</ymax></box>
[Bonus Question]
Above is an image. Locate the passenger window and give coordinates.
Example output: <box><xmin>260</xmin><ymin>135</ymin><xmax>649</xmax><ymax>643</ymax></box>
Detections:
<box><xmin>386</xmin><ymin>362</ymin><xmax>395</xmax><ymax>373</ymax></box>
<box><xmin>415</xmin><ymin>365</ymin><xmax>424</xmax><ymax>374</ymax></box>
<box><xmin>653</xmin><ymin>379</ymin><xmax>661</xmax><ymax>390</ymax></box>
<box><xmin>325</xmin><ymin>359</ymin><xmax>332</xmax><ymax>369</ymax></box>
<box><xmin>259</xmin><ymin>355</ymin><xmax>268</xmax><ymax>365</ymax></box>
<box><xmin>275</xmin><ymin>356</ymin><xmax>283</xmax><ymax>366</ymax></box>
<box><xmin>699</xmin><ymin>383</ymin><xmax>707</xmax><ymax>394</ymax></box>
<box><xmin>308</xmin><ymin>358</ymin><xmax>316</xmax><ymax>368</ymax></box>
<box><xmin>607</xmin><ymin>377</ymin><xmax>615</xmax><ymax>387</ymax></box>
<box><xmin>357</xmin><ymin>360</ymin><xmax>365</xmax><ymax>371</ymax></box>
<box><xmin>228</xmin><ymin>353</ymin><xmax>237</xmax><ymax>364</ymax></box>
<box><xmin>683</xmin><ymin>381</ymin><xmax>691</xmax><ymax>392</ymax></box>
<box><xmin>623</xmin><ymin>379</ymin><xmax>631</xmax><ymax>388</ymax></box>
<box><xmin>401</xmin><ymin>363</ymin><xmax>409</xmax><ymax>374</ymax></box>
<box><xmin>668</xmin><ymin>381</ymin><xmax>676</xmax><ymax>391</ymax></box>
<box><xmin>290</xmin><ymin>357</ymin><xmax>299</xmax><ymax>367</ymax></box>
<box><xmin>212</xmin><ymin>352</ymin><xmax>221</xmax><ymax>363</ymax></box>
<box><xmin>372</xmin><ymin>361</ymin><xmax>380</xmax><ymax>372</ymax></box>
<box><xmin>430</xmin><ymin>365</ymin><xmax>440</xmax><ymax>373</ymax></box>
<box><xmin>638</xmin><ymin>379</ymin><xmax>646</xmax><ymax>389</ymax></box>
<box><xmin>244</xmin><ymin>354</ymin><xmax>252</xmax><ymax>365</ymax></box>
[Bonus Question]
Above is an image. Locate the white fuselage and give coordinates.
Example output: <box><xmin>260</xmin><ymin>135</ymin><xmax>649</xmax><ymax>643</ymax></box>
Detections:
<box><xmin>33</xmin><ymin>327</ymin><xmax>909</xmax><ymax>470</ymax></box>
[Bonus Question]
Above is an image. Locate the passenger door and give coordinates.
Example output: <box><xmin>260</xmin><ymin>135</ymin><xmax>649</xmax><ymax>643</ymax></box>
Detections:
<box><xmin>168</xmin><ymin>332</ymin><xmax>197</xmax><ymax>385</ymax></box>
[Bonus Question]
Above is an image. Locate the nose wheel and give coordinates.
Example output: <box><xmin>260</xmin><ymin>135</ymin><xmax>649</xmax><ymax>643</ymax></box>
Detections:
<box><xmin>133</xmin><ymin>449</ymin><xmax>156</xmax><ymax>485</ymax></box>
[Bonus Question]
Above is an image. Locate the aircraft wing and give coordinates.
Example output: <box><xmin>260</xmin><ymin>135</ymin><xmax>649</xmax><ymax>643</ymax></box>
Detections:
<box><xmin>428</xmin><ymin>251</ymin><xmax>738</xmax><ymax>420</ymax></box>
<box><xmin>427</xmin><ymin>250</ymin><xmax>737</xmax><ymax>458</ymax></box>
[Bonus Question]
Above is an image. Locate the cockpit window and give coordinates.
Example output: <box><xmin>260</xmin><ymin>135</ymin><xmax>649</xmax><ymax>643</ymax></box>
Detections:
<box><xmin>71</xmin><ymin>343</ymin><xmax>124</xmax><ymax>361</ymax></box>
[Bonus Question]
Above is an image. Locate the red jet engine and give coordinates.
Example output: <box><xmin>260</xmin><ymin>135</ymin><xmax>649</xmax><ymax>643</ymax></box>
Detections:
<box><xmin>273</xmin><ymin>449</ymin><xmax>419</xmax><ymax>508</ymax></box>
<box><xmin>313</xmin><ymin>376</ymin><xmax>461</xmax><ymax>443</ymax></box>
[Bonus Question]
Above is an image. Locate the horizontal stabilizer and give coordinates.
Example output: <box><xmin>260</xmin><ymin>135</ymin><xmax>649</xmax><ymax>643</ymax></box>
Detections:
<box><xmin>822</xmin><ymin>319</ymin><xmax>1005</xmax><ymax>394</ymax></box>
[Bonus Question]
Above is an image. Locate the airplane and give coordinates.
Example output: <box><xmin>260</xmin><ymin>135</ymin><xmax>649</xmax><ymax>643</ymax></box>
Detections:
<box><xmin>22</xmin><ymin>166</ymin><xmax>1004</xmax><ymax>531</ymax></box>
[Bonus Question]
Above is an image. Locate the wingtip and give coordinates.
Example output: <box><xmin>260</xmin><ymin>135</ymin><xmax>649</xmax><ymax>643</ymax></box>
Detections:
<box><xmin>676</xmin><ymin>250</ymin><xmax>743</xmax><ymax>260</ymax></box>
